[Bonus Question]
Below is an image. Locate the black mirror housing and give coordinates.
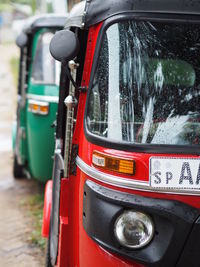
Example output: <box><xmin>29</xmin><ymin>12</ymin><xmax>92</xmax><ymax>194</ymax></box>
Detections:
<box><xmin>50</xmin><ymin>30</ymin><xmax>80</xmax><ymax>62</ymax></box>
<box><xmin>16</xmin><ymin>32</ymin><xmax>28</xmax><ymax>48</ymax></box>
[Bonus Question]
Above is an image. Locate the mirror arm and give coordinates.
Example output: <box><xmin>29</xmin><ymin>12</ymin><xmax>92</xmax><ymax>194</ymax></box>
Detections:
<box><xmin>63</xmin><ymin>61</ymin><xmax>87</xmax><ymax>93</ymax></box>
<box><xmin>65</xmin><ymin>66</ymin><xmax>79</xmax><ymax>91</ymax></box>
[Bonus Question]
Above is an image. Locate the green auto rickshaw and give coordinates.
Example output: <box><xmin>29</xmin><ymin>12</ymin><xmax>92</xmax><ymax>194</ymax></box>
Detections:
<box><xmin>13</xmin><ymin>15</ymin><xmax>66</xmax><ymax>182</ymax></box>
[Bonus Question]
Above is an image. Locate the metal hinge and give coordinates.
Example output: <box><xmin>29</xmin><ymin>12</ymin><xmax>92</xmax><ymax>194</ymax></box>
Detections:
<box><xmin>69</xmin><ymin>144</ymin><xmax>79</xmax><ymax>175</ymax></box>
<box><xmin>78</xmin><ymin>86</ymin><xmax>88</xmax><ymax>93</ymax></box>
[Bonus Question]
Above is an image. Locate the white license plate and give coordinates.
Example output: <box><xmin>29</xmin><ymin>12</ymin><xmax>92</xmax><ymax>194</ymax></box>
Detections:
<box><xmin>150</xmin><ymin>157</ymin><xmax>200</xmax><ymax>189</ymax></box>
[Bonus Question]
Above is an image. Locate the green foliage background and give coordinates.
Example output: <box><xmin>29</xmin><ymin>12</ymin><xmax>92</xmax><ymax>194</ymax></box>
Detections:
<box><xmin>0</xmin><ymin>0</ymin><xmax>36</xmax><ymax>13</ymax></box>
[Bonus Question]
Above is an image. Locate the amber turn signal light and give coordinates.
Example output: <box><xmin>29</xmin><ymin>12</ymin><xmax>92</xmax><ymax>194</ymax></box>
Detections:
<box><xmin>92</xmin><ymin>151</ymin><xmax>135</xmax><ymax>175</ymax></box>
<box><xmin>28</xmin><ymin>100</ymin><xmax>49</xmax><ymax>115</ymax></box>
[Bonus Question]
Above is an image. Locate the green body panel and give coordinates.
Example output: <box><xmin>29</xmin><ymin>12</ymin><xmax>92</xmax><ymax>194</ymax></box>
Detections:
<box><xmin>15</xmin><ymin>28</ymin><xmax>59</xmax><ymax>182</ymax></box>
<box><xmin>26</xmin><ymin>29</ymin><xmax>58</xmax><ymax>182</ymax></box>
<box><xmin>28</xmin><ymin>84</ymin><xmax>59</xmax><ymax>96</ymax></box>
<box><xmin>26</xmin><ymin>88</ymin><xmax>58</xmax><ymax>181</ymax></box>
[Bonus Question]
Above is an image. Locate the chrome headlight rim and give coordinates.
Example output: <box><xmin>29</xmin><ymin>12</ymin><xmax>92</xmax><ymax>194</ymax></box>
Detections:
<box><xmin>114</xmin><ymin>210</ymin><xmax>155</xmax><ymax>249</ymax></box>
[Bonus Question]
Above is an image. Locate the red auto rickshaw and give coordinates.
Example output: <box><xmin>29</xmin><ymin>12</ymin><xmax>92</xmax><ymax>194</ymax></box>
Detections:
<box><xmin>42</xmin><ymin>1</ymin><xmax>200</xmax><ymax>266</ymax></box>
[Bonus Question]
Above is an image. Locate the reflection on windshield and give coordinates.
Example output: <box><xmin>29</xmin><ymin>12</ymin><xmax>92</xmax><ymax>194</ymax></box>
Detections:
<box><xmin>31</xmin><ymin>31</ymin><xmax>60</xmax><ymax>85</ymax></box>
<box><xmin>87</xmin><ymin>20</ymin><xmax>200</xmax><ymax>146</ymax></box>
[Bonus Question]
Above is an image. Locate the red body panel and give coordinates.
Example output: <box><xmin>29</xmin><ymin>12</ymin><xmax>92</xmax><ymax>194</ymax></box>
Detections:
<box><xmin>56</xmin><ymin>24</ymin><xmax>104</xmax><ymax>267</ymax></box>
<box><xmin>51</xmin><ymin>22</ymin><xmax>200</xmax><ymax>267</ymax></box>
<box><xmin>56</xmin><ymin>179</ymin><xmax>70</xmax><ymax>267</ymax></box>
<box><xmin>79</xmin><ymin>138</ymin><xmax>200</xmax><ymax>208</ymax></box>
<box><xmin>42</xmin><ymin>180</ymin><xmax>52</xmax><ymax>238</ymax></box>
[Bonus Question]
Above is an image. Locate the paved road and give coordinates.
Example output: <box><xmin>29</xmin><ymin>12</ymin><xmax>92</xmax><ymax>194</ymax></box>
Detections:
<box><xmin>0</xmin><ymin>44</ymin><xmax>44</xmax><ymax>266</ymax></box>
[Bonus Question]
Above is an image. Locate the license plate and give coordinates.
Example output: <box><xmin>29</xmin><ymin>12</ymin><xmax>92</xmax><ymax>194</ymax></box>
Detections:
<box><xmin>150</xmin><ymin>157</ymin><xmax>200</xmax><ymax>190</ymax></box>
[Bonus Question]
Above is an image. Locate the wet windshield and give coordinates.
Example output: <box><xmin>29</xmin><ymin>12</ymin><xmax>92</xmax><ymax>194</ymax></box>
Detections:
<box><xmin>86</xmin><ymin>20</ymin><xmax>200</xmax><ymax>146</ymax></box>
<box><xmin>31</xmin><ymin>31</ymin><xmax>60</xmax><ymax>85</ymax></box>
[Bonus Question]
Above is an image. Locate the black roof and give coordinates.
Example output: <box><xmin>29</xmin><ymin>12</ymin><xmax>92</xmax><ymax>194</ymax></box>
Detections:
<box><xmin>23</xmin><ymin>14</ymin><xmax>67</xmax><ymax>34</ymax></box>
<box><xmin>65</xmin><ymin>0</ymin><xmax>200</xmax><ymax>29</ymax></box>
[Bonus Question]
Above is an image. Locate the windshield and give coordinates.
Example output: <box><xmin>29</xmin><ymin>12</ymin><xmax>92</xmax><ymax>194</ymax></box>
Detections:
<box><xmin>31</xmin><ymin>31</ymin><xmax>60</xmax><ymax>85</ymax></box>
<box><xmin>86</xmin><ymin>20</ymin><xmax>200</xmax><ymax>147</ymax></box>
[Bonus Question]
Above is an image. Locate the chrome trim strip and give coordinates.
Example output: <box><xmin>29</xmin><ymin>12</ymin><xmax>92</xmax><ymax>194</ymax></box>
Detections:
<box><xmin>76</xmin><ymin>156</ymin><xmax>200</xmax><ymax>196</ymax></box>
<box><xmin>54</xmin><ymin>138</ymin><xmax>64</xmax><ymax>170</ymax></box>
<box><xmin>30</xmin><ymin>77</ymin><xmax>57</xmax><ymax>86</ymax></box>
<box><xmin>28</xmin><ymin>99</ymin><xmax>49</xmax><ymax>106</ymax></box>
<box><xmin>26</xmin><ymin>93</ymin><xmax>59</xmax><ymax>103</ymax></box>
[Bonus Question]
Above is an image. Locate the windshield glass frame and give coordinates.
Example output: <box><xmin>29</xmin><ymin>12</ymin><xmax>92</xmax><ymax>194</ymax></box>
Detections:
<box><xmin>84</xmin><ymin>13</ymin><xmax>200</xmax><ymax>155</ymax></box>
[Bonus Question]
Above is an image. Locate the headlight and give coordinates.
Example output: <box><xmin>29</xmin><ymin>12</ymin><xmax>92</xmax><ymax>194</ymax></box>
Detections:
<box><xmin>114</xmin><ymin>210</ymin><xmax>154</xmax><ymax>249</ymax></box>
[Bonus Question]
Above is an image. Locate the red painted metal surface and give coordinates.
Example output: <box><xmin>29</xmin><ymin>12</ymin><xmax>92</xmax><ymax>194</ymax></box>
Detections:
<box><xmin>53</xmin><ymin>20</ymin><xmax>200</xmax><ymax>267</ymax></box>
<box><xmin>56</xmin><ymin>179</ymin><xmax>70</xmax><ymax>267</ymax></box>
<box><xmin>42</xmin><ymin>180</ymin><xmax>52</xmax><ymax>238</ymax></box>
<box><xmin>56</xmin><ymin>23</ymin><xmax>107</xmax><ymax>267</ymax></box>
<box><xmin>73</xmin><ymin>22</ymin><xmax>103</xmax><ymax>145</ymax></box>
<box><xmin>78</xmin><ymin>168</ymin><xmax>145</xmax><ymax>267</ymax></box>
<box><xmin>79</xmin><ymin>137</ymin><xmax>200</xmax><ymax>208</ymax></box>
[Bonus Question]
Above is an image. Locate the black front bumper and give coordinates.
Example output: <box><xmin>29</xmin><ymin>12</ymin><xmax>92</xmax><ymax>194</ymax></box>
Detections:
<box><xmin>83</xmin><ymin>180</ymin><xmax>200</xmax><ymax>267</ymax></box>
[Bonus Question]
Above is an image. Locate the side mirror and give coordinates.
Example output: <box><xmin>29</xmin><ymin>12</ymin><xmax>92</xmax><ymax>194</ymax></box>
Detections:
<box><xmin>50</xmin><ymin>30</ymin><xmax>80</xmax><ymax>62</ymax></box>
<box><xmin>16</xmin><ymin>32</ymin><xmax>28</xmax><ymax>48</ymax></box>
